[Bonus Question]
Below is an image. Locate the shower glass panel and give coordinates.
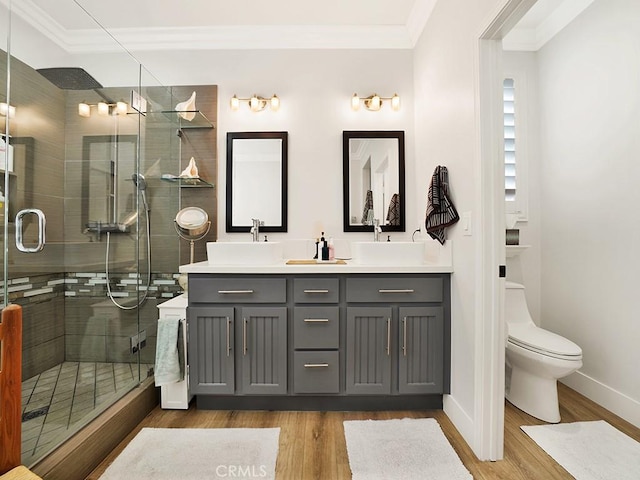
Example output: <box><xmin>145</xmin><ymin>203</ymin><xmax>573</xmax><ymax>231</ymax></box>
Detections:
<box><xmin>0</xmin><ymin>0</ymin><xmax>180</xmax><ymax>467</ymax></box>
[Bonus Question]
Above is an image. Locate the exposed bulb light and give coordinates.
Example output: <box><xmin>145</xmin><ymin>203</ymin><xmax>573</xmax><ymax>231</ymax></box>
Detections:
<box><xmin>270</xmin><ymin>94</ymin><xmax>280</xmax><ymax>111</ymax></box>
<box><xmin>230</xmin><ymin>95</ymin><xmax>240</xmax><ymax>111</ymax></box>
<box><xmin>391</xmin><ymin>93</ymin><xmax>400</xmax><ymax>111</ymax></box>
<box><xmin>78</xmin><ymin>102</ymin><xmax>90</xmax><ymax>117</ymax></box>
<box><xmin>366</xmin><ymin>94</ymin><xmax>381</xmax><ymax>111</ymax></box>
<box><xmin>97</xmin><ymin>101</ymin><xmax>109</xmax><ymax>116</ymax></box>
<box><xmin>231</xmin><ymin>93</ymin><xmax>280</xmax><ymax>112</ymax></box>
<box><xmin>351</xmin><ymin>94</ymin><xmax>360</xmax><ymax>111</ymax></box>
<box><xmin>116</xmin><ymin>101</ymin><xmax>128</xmax><ymax>115</ymax></box>
<box><xmin>351</xmin><ymin>92</ymin><xmax>401</xmax><ymax>112</ymax></box>
<box><xmin>77</xmin><ymin>100</ymin><xmax>130</xmax><ymax>117</ymax></box>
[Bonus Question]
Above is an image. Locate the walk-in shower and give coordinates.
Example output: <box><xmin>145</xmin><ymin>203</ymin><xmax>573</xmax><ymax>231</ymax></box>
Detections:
<box><xmin>0</xmin><ymin>1</ymin><xmax>184</xmax><ymax>468</ymax></box>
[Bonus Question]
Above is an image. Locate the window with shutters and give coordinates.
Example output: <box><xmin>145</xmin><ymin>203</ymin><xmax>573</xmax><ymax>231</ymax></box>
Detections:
<box><xmin>503</xmin><ymin>77</ymin><xmax>528</xmax><ymax>220</ymax></box>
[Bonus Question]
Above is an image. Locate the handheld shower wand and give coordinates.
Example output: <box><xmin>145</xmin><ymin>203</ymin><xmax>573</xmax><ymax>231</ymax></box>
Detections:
<box><xmin>131</xmin><ymin>173</ymin><xmax>150</xmax><ymax>212</ymax></box>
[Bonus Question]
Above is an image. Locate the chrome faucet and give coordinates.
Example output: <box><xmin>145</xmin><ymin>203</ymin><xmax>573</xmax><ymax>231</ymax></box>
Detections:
<box><xmin>373</xmin><ymin>218</ymin><xmax>382</xmax><ymax>242</ymax></box>
<box><xmin>251</xmin><ymin>218</ymin><xmax>261</xmax><ymax>242</ymax></box>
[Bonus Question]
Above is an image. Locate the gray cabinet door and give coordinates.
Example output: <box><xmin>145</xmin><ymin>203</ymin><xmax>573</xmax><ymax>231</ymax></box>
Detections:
<box><xmin>398</xmin><ymin>306</ymin><xmax>444</xmax><ymax>394</ymax></box>
<box><xmin>346</xmin><ymin>307</ymin><xmax>392</xmax><ymax>394</ymax></box>
<box><xmin>240</xmin><ymin>307</ymin><xmax>287</xmax><ymax>394</ymax></box>
<box><xmin>188</xmin><ymin>307</ymin><xmax>235</xmax><ymax>394</ymax></box>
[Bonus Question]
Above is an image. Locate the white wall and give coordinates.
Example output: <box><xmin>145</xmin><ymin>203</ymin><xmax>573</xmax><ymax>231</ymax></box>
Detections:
<box><xmin>503</xmin><ymin>51</ymin><xmax>542</xmax><ymax>324</ymax></box>
<box><xmin>131</xmin><ymin>49</ymin><xmax>417</xmax><ymax>248</ymax></box>
<box><xmin>412</xmin><ymin>0</ymin><xmax>508</xmax><ymax>451</ymax></box>
<box><xmin>536</xmin><ymin>0</ymin><xmax>640</xmax><ymax>425</ymax></box>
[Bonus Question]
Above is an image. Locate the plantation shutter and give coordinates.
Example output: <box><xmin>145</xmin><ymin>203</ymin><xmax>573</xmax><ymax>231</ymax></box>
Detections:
<box><xmin>503</xmin><ymin>78</ymin><xmax>516</xmax><ymax>202</ymax></box>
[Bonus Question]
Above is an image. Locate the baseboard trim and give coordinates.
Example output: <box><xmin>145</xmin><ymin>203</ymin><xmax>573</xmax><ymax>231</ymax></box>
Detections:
<box><xmin>443</xmin><ymin>393</ymin><xmax>474</xmax><ymax>450</ymax></box>
<box><xmin>30</xmin><ymin>378</ymin><xmax>158</xmax><ymax>480</ymax></box>
<box><xmin>561</xmin><ymin>371</ymin><xmax>640</xmax><ymax>428</ymax></box>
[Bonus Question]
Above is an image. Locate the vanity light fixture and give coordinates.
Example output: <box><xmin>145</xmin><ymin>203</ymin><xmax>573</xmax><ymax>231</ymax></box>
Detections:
<box><xmin>0</xmin><ymin>102</ymin><xmax>16</xmax><ymax>117</ymax></box>
<box><xmin>230</xmin><ymin>94</ymin><xmax>280</xmax><ymax>112</ymax></box>
<box><xmin>351</xmin><ymin>93</ymin><xmax>401</xmax><ymax>112</ymax></box>
<box><xmin>78</xmin><ymin>100</ymin><xmax>129</xmax><ymax>118</ymax></box>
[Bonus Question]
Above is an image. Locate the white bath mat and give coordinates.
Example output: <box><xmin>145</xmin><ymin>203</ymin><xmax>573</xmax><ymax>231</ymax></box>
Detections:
<box><xmin>343</xmin><ymin>418</ymin><xmax>472</xmax><ymax>480</ymax></box>
<box><xmin>99</xmin><ymin>427</ymin><xmax>280</xmax><ymax>480</ymax></box>
<box><xmin>521</xmin><ymin>420</ymin><xmax>640</xmax><ymax>480</ymax></box>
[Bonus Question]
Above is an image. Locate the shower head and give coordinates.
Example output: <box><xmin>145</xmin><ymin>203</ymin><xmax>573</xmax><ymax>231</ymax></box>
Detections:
<box><xmin>132</xmin><ymin>173</ymin><xmax>150</xmax><ymax>212</ymax></box>
<box><xmin>132</xmin><ymin>173</ymin><xmax>147</xmax><ymax>190</ymax></box>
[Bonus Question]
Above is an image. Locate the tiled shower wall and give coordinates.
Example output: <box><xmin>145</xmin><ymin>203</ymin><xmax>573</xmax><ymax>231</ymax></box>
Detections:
<box><xmin>9</xmin><ymin>272</ymin><xmax>183</xmax><ymax>380</ymax></box>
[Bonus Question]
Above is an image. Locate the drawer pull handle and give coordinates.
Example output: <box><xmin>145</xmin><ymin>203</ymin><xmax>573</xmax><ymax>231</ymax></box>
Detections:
<box><xmin>243</xmin><ymin>318</ymin><xmax>248</xmax><ymax>355</ymax></box>
<box><xmin>303</xmin><ymin>318</ymin><xmax>329</xmax><ymax>323</ymax></box>
<box><xmin>378</xmin><ymin>289</ymin><xmax>415</xmax><ymax>294</ymax></box>
<box><xmin>402</xmin><ymin>317</ymin><xmax>407</xmax><ymax>357</ymax></box>
<box><xmin>303</xmin><ymin>289</ymin><xmax>330</xmax><ymax>294</ymax></box>
<box><xmin>386</xmin><ymin>318</ymin><xmax>391</xmax><ymax>356</ymax></box>
<box><xmin>304</xmin><ymin>363</ymin><xmax>329</xmax><ymax>368</ymax></box>
<box><xmin>218</xmin><ymin>290</ymin><xmax>254</xmax><ymax>294</ymax></box>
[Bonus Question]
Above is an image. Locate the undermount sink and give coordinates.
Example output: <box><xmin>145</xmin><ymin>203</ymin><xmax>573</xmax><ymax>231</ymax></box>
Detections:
<box><xmin>351</xmin><ymin>241</ymin><xmax>426</xmax><ymax>266</ymax></box>
<box><xmin>206</xmin><ymin>242</ymin><xmax>283</xmax><ymax>265</ymax></box>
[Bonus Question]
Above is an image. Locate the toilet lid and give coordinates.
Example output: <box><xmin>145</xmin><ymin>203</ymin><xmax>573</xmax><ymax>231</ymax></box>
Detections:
<box><xmin>508</xmin><ymin>324</ymin><xmax>582</xmax><ymax>360</ymax></box>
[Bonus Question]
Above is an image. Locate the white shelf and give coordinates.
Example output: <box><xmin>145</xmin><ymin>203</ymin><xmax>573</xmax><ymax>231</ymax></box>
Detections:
<box><xmin>505</xmin><ymin>245</ymin><xmax>530</xmax><ymax>258</ymax></box>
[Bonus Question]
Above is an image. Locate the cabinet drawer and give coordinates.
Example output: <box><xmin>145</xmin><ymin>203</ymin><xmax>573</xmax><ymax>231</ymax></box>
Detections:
<box><xmin>293</xmin><ymin>278</ymin><xmax>339</xmax><ymax>303</ymax></box>
<box><xmin>189</xmin><ymin>276</ymin><xmax>286</xmax><ymax>304</ymax></box>
<box><xmin>293</xmin><ymin>351</ymin><xmax>340</xmax><ymax>394</ymax></box>
<box><xmin>346</xmin><ymin>277</ymin><xmax>443</xmax><ymax>303</ymax></box>
<box><xmin>293</xmin><ymin>306</ymin><xmax>339</xmax><ymax>349</ymax></box>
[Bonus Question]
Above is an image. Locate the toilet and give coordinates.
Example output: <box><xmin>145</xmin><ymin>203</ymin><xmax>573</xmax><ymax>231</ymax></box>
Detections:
<box><xmin>505</xmin><ymin>282</ymin><xmax>582</xmax><ymax>423</ymax></box>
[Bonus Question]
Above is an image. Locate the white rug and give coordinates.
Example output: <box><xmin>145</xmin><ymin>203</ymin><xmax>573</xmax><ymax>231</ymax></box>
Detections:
<box><xmin>99</xmin><ymin>427</ymin><xmax>280</xmax><ymax>480</ymax></box>
<box><xmin>521</xmin><ymin>420</ymin><xmax>640</xmax><ymax>480</ymax></box>
<box><xmin>343</xmin><ymin>418</ymin><xmax>472</xmax><ymax>480</ymax></box>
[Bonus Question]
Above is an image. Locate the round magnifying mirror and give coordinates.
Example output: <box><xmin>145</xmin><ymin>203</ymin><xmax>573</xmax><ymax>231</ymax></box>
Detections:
<box><xmin>175</xmin><ymin>207</ymin><xmax>209</xmax><ymax>237</ymax></box>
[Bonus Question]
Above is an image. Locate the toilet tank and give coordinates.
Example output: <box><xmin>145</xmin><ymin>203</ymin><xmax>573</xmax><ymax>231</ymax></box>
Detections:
<box><xmin>505</xmin><ymin>282</ymin><xmax>534</xmax><ymax>325</ymax></box>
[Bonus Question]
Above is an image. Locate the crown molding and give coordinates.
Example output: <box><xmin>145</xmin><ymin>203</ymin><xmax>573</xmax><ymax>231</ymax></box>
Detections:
<box><xmin>4</xmin><ymin>0</ymin><xmax>421</xmax><ymax>52</ymax></box>
<box><xmin>98</xmin><ymin>25</ymin><xmax>415</xmax><ymax>52</ymax></box>
<box><xmin>502</xmin><ymin>0</ymin><xmax>595</xmax><ymax>51</ymax></box>
<box><xmin>406</xmin><ymin>0</ymin><xmax>438</xmax><ymax>45</ymax></box>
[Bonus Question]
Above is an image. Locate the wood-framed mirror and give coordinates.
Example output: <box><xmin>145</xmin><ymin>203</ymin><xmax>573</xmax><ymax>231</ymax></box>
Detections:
<box><xmin>226</xmin><ymin>131</ymin><xmax>288</xmax><ymax>233</ymax></box>
<box><xmin>342</xmin><ymin>130</ymin><xmax>405</xmax><ymax>232</ymax></box>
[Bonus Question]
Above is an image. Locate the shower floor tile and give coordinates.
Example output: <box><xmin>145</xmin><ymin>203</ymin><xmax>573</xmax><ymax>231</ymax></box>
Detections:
<box><xmin>21</xmin><ymin>361</ymin><xmax>152</xmax><ymax>465</ymax></box>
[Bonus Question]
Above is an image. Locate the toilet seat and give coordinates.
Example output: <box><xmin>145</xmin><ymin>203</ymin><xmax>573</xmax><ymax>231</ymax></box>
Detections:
<box><xmin>508</xmin><ymin>324</ymin><xmax>582</xmax><ymax>361</ymax></box>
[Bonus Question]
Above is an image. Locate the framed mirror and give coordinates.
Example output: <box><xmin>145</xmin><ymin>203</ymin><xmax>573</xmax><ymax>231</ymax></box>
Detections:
<box><xmin>226</xmin><ymin>131</ymin><xmax>288</xmax><ymax>232</ymax></box>
<box><xmin>342</xmin><ymin>130</ymin><xmax>405</xmax><ymax>232</ymax></box>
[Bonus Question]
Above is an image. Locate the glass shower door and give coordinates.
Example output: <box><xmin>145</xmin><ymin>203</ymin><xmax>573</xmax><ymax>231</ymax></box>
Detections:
<box><xmin>0</xmin><ymin>0</ymin><xmax>156</xmax><ymax>466</ymax></box>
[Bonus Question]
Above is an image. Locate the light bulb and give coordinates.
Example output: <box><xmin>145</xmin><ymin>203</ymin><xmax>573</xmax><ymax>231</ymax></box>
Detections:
<box><xmin>391</xmin><ymin>94</ymin><xmax>400</xmax><ymax>111</ymax></box>
<box><xmin>351</xmin><ymin>94</ymin><xmax>360</xmax><ymax>111</ymax></box>
<box><xmin>230</xmin><ymin>95</ymin><xmax>240</xmax><ymax>111</ymax></box>
<box><xmin>270</xmin><ymin>95</ymin><xmax>280</xmax><ymax>111</ymax></box>
<box><xmin>116</xmin><ymin>101</ymin><xmax>128</xmax><ymax>115</ymax></box>
<box><xmin>250</xmin><ymin>95</ymin><xmax>265</xmax><ymax>112</ymax></box>
<box><xmin>78</xmin><ymin>102</ymin><xmax>91</xmax><ymax>118</ymax></box>
<box><xmin>97</xmin><ymin>101</ymin><xmax>109</xmax><ymax>116</ymax></box>
<box><xmin>368</xmin><ymin>94</ymin><xmax>381</xmax><ymax>111</ymax></box>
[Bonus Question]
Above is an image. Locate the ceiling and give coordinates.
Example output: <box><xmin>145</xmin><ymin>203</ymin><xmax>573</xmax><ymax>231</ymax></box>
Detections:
<box><xmin>6</xmin><ymin>0</ymin><xmax>593</xmax><ymax>52</ymax></box>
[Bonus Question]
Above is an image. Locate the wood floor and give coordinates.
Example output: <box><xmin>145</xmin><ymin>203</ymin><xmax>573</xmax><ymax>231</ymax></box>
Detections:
<box><xmin>87</xmin><ymin>383</ymin><xmax>640</xmax><ymax>479</ymax></box>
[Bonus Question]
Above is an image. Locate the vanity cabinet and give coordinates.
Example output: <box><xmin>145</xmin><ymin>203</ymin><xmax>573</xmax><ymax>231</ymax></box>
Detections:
<box><xmin>345</xmin><ymin>277</ymin><xmax>445</xmax><ymax>395</ymax></box>
<box><xmin>186</xmin><ymin>272</ymin><xmax>450</xmax><ymax>410</ymax></box>
<box><xmin>292</xmin><ymin>277</ymin><xmax>340</xmax><ymax>394</ymax></box>
<box><xmin>188</xmin><ymin>277</ymin><xmax>287</xmax><ymax>396</ymax></box>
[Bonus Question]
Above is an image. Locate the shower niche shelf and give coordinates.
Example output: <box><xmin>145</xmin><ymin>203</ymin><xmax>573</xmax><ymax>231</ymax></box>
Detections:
<box><xmin>161</xmin><ymin>110</ymin><xmax>214</xmax><ymax>129</ymax></box>
<box><xmin>161</xmin><ymin>175</ymin><xmax>214</xmax><ymax>188</ymax></box>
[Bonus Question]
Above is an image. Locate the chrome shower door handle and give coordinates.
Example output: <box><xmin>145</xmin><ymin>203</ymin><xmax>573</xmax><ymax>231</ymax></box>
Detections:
<box><xmin>15</xmin><ymin>208</ymin><xmax>46</xmax><ymax>253</ymax></box>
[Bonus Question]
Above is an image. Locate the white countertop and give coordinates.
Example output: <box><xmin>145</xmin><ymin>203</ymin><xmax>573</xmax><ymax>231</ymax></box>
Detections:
<box><xmin>179</xmin><ymin>260</ymin><xmax>453</xmax><ymax>274</ymax></box>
